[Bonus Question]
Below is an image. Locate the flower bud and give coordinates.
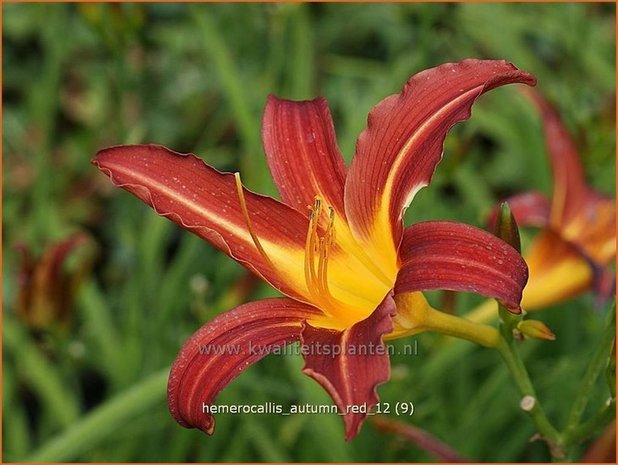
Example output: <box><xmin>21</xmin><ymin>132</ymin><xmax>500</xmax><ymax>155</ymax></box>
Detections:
<box><xmin>494</xmin><ymin>201</ymin><xmax>521</xmax><ymax>253</ymax></box>
<box><xmin>517</xmin><ymin>319</ymin><xmax>556</xmax><ymax>341</ymax></box>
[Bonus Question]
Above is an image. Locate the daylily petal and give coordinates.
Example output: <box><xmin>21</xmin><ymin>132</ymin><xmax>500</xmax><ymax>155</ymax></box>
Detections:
<box><xmin>344</xmin><ymin>60</ymin><xmax>536</xmax><ymax>276</ymax></box>
<box><xmin>527</xmin><ymin>90</ymin><xmax>616</xmax><ymax>256</ymax></box>
<box><xmin>395</xmin><ymin>221</ymin><xmax>528</xmax><ymax>312</ymax></box>
<box><xmin>167</xmin><ymin>298</ymin><xmax>320</xmax><ymax>434</ymax></box>
<box><xmin>262</xmin><ymin>96</ymin><xmax>395</xmax><ymax>312</ymax></box>
<box><xmin>487</xmin><ymin>191</ymin><xmax>551</xmax><ymax>229</ymax></box>
<box><xmin>526</xmin><ymin>90</ymin><xmax>616</xmax><ymax>266</ymax></box>
<box><xmin>561</xmin><ymin>191</ymin><xmax>616</xmax><ymax>266</ymax></box>
<box><xmin>301</xmin><ymin>293</ymin><xmax>396</xmax><ymax>440</ymax></box>
<box><xmin>93</xmin><ymin>144</ymin><xmax>311</xmax><ymax>299</ymax></box>
<box><xmin>522</xmin><ymin>230</ymin><xmax>592</xmax><ymax>309</ymax></box>
<box><xmin>16</xmin><ymin>234</ymin><xmax>90</xmax><ymax>329</ymax></box>
<box><xmin>262</xmin><ymin>96</ymin><xmax>348</xmax><ymax>216</ymax></box>
<box><xmin>590</xmin><ymin>265</ymin><xmax>615</xmax><ymax>308</ymax></box>
<box><xmin>524</xmin><ymin>89</ymin><xmax>591</xmax><ymax>227</ymax></box>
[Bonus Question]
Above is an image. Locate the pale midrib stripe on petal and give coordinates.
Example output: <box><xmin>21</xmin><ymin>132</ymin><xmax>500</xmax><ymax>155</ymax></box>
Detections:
<box><xmin>378</xmin><ymin>86</ymin><xmax>482</xmax><ymax>221</ymax></box>
<box><xmin>114</xmin><ymin>165</ymin><xmax>253</xmax><ymax>239</ymax></box>
<box><xmin>108</xmin><ymin>163</ymin><xmax>311</xmax><ymax>289</ymax></box>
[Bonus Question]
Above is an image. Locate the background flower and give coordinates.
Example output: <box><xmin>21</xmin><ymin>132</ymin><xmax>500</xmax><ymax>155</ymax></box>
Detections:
<box><xmin>506</xmin><ymin>89</ymin><xmax>615</xmax><ymax>309</ymax></box>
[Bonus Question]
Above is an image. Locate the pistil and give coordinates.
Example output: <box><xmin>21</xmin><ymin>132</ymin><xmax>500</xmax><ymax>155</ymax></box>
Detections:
<box><xmin>234</xmin><ymin>173</ymin><xmax>275</xmax><ymax>271</ymax></box>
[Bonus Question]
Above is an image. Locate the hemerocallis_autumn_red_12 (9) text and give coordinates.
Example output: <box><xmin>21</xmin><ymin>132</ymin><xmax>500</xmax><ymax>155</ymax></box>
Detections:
<box><xmin>93</xmin><ymin>59</ymin><xmax>534</xmax><ymax>440</ymax></box>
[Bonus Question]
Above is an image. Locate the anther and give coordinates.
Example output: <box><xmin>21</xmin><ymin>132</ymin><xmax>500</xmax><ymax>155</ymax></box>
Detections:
<box><xmin>326</xmin><ymin>207</ymin><xmax>336</xmax><ymax>245</ymax></box>
<box><xmin>303</xmin><ymin>198</ymin><xmax>339</xmax><ymax>309</ymax></box>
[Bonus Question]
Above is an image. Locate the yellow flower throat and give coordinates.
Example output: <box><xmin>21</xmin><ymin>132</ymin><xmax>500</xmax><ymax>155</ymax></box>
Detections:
<box><xmin>235</xmin><ymin>173</ymin><xmax>394</xmax><ymax>330</ymax></box>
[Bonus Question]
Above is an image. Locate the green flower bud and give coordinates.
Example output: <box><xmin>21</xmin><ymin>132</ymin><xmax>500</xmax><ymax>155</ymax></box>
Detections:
<box><xmin>517</xmin><ymin>319</ymin><xmax>556</xmax><ymax>341</ymax></box>
<box><xmin>494</xmin><ymin>202</ymin><xmax>521</xmax><ymax>253</ymax></box>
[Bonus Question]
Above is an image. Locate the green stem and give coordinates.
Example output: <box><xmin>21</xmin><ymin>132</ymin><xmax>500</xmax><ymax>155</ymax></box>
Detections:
<box><xmin>24</xmin><ymin>368</ymin><xmax>168</xmax><ymax>462</ymax></box>
<box><xmin>567</xmin><ymin>398</ymin><xmax>616</xmax><ymax>445</ymax></box>
<box><xmin>423</xmin><ymin>307</ymin><xmax>501</xmax><ymax>348</ymax></box>
<box><xmin>496</xmin><ymin>337</ymin><xmax>563</xmax><ymax>456</ymax></box>
<box><xmin>390</xmin><ymin>294</ymin><xmax>500</xmax><ymax>348</ymax></box>
<box><xmin>564</xmin><ymin>304</ymin><xmax>615</xmax><ymax>436</ymax></box>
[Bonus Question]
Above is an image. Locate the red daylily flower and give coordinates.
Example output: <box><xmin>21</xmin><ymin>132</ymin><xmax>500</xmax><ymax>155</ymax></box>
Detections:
<box><xmin>94</xmin><ymin>59</ymin><xmax>534</xmax><ymax>439</ymax></box>
<box><xmin>491</xmin><ymin>89</ymin><xmax>616</xmax><ymax>309</ymax></box>
<box><xmin>15</xmin><ymin>233</ymin><xmax>92</xmax><ymax>331</ymax></box>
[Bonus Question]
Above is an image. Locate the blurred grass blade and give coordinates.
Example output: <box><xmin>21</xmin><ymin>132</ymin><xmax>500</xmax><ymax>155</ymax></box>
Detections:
<box><xmin>25</xmin><ymin>368</ymin><xmax>168</xmax><ymax>462</ymax></box>
<box><xmin>371</xmin><ymin>416</ymin><xmax>467</xmax><ymax>462</ymax></box>
<box><xmin>2</xmin><ymin>362</ymin><xmax>32</xmax><ymax>460</ymax></box>
<box><xmin>245</xmin><ymin>416</ymin><xmax>290</xmax><ymax>462</ymax></box>
<box><xmin>565</xmin><ymin>303</ymin><xmax>616</xmax><ymax>434</ymax></box>
<box><xmin>287</xmin><ymin>4</ymin><xmax>314</xmax><ymax>99</ymax></box>
<box><xmin>3</xmin><ymin>317</ymin><xmax>80</xmax><ymax>428</ymax></box>
<box><xmin>78</xmin><ymin>281</ymin><xmax>124</xmax><ymax>384</ymax></box>
<box><xmin>192</xmin><ymin>6</ymin><xmax>268</xmax><ymax>190</ymax></box>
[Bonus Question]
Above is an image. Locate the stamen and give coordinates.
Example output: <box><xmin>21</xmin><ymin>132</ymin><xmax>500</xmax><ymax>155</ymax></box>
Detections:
<box><xmin>304</xmin><ymin>198</ymin><xmax>335</xmax><ymax>307</ymax></box>
<box><xmin>308</xmin><ymin>198</ymin><xmax>322</xmax><ymax>262</ymax></box>
<box><xmin>317</xmin><ymin>237</ymin><xmax>327</xmax><ymax>294</ymax></box>
<box><xmin>326</xmin><ymin>207</ymin><xmax>336</xmax><ymax>246</ymax></box>
<box><xmin>313</xmin><ymin>198</ymin><xmax>322</xmax><ymax>232</ymax></box>
<box><xmin>302</xmin><ymin>198</ymin><xmax>354</xmax><ymax>321</ymax></box>
<box><xmin>317</xmin><ymin>238</ymin><xmax>329</xmax><ymax>295</ymax></box>
<box><xmin>234</xmin><ymin>173</ymin><xmax>275</xmax><ymax>270</ymax></box>
<box><xmin>318</xmin><ymin>207</ymin><xmax>336</xmax><ymax>297</ymax></box>
<box><xmin>304</xmin><ymin>209</ymin><xmax>320</xmax><ymax>301</ymax></box>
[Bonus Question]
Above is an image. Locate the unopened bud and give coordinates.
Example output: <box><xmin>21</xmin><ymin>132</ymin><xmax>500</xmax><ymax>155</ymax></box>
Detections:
<box><xmin>517</xmin><ymin>319</ymin><xmax>556</xmax><ymax>341</ymax></box>
<box><xmin>494</xmin><ymin>202</ymin><xmax>521</xmax><ymax>253</ymax></box>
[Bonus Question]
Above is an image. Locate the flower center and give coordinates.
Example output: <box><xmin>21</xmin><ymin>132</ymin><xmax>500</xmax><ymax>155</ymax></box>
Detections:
<box><xmin>235</xmin><ymin>173</ymin><xmax>393</xmax><ymax>330</ymax></box>
<box><xmin>300</xmin><ymin>196</ymin><xmax>399</xmax><ymax>329</ymax></box>
<box><xmin>302</xmin><ymin>197</ymin><xmax>350</xmax><ymax>320</ymax></box>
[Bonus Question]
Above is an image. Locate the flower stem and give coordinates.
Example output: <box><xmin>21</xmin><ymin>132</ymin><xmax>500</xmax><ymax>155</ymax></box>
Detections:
<box><xmin>564</xmin><ymin>304</ymin><xmax>615</xmax><ymax>441</ymax></box>
<box><xmin>567</xmin><ymin>398</ymin><xmax>616</xmax><ymax>445</ymax></box>
<box><xmin>390</xmin><ymin>293</ymin><xmax>500</xmax><ymax>347</ymax></box>
<box><xmin>423</xmin><ymin>307</ymin><xmax>501</xmax><ymax>348</ymax></box>
<box><xmin>495</xmin><ymin>336</ymin><xmax>563</xmax><ymax>457</ymax></box>
<box><xmin>24</xmin><ymin>368</ymin><xmax>168</xmax><ymax>462</ymax></box>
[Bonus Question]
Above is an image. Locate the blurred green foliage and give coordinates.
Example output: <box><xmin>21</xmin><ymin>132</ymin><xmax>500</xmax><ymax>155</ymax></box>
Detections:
<box><xmin>3</xmin><ymin>3</ymin><xmax>615</xmax><ymax>462</ymax></box>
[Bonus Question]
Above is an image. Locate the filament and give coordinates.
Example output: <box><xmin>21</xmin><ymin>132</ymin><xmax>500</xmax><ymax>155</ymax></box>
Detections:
<box><xmin>318</xmin><ymin>207</ymin><xmax>335</xmax><ymax>296</ymax></box>
<box><xmin>304</xmin><ymin>208</ymin><xmax>320</xmax><ymax>302</ymax></box>
<box><xmin>234</xmin><ymin>173</ymin><xmax>275</xmax><ymax>271</ymax></box>
<box><xmin>304</xmin><ymin>199</ymin><xmax>341</xmax><ymax>313</ymax></box>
